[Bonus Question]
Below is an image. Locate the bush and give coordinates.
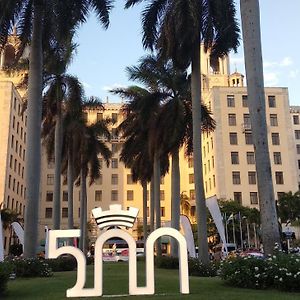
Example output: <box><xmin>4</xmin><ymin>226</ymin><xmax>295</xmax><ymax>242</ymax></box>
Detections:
<box><xmin>9</xmin><ymin>244</ymin><xmax>23</xmax><ymax>256</ymax></box>
<box><xmin>9</xmin><ymin>258</ymin><xmax>52</xmax><ymax>278</ymax></box>
<box><xmin>0</xmin><ymin>262</ymin><xmax>13</xmax><ymax>295</ymax></box>
<box><xmin>220</xmin><ymin>253</ymin><xmax>300</xmax><ymax>292</ymax></box>
<box><xmin>45</xmin><ymin>256</ymin><xmax>77</xmax><ymax>272</ymax></box>
<box><xmin>188</xmin><ymin>258</ymin><xmax>218</xmax><ymax>277</ymax></box>
<box><xmin>155</xmin><ymin>256</ymin><xmax>179</xmax><ymax>269</ymax></box>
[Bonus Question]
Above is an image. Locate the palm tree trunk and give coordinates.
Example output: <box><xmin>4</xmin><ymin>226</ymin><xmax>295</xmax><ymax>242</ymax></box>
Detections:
<box><xmin>153</xmin><ymin>153</ymin><xmax>161</xmax><ymax>256</ymax></box>
<box><xmin>142</xmin><ymin>180</ymin><xmax>148</xmax><ymax>248</ymax></box>
<box><xmin>67</xmin><ymin>147</ymin><xmax>74</xmax><ymax>229</ymax></box>
<box><xmin>171</xmin><ymin>149</ymin><xmax>181</xmax><ymax>257</ymax></box>
<box><xmin>191</xmin><ymin>39</ymin><xmax>209</xmax><ymax>264</ymax></box>
<box><xmin>150</xmin><ymin>177</ymin><xmax>155</xmax><ymax>232</ymax></box>
<box><xmin>53</xmin><ymin>100</ymin><xmax>63</xmax><ymax>229</ymax></box>
<box><xmin>79</xmin><ymin>169</ymin><xmax>87</xmax><ymax>253</ymax></box>
<box><xmin>23</xmin><ymin>3</ymin><xmax>44</xmax><ymax>258</ymax></box>
<box><xmin>240</xmin><ymin>0</ymin><xmax>281</xmax><ymax>254</ymax></box>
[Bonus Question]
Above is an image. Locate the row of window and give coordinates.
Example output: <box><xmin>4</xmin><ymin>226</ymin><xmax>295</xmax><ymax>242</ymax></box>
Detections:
<box><xmin>229</xmin><ymin>132</ymin><xmax>280</xmax><ymax>145</ymax></box>
<box><xmin>203</xmin><ymin>137</ymin><xmax>214</xmax><ymax>157</ymax></box>
<box><xmin>227</xmin><ymin>95</ymin><xmax>276</xmax><ymax>108</ymax></box>
<box><xmin>232</xmin><ymin>171</ymin><xmax>284</xmax><ymax>185</ymax></box>
<box><xmin>6</xmin><ymin>195</ymin><xmax>25</xmax><ymax>215</ymax></box>
<box><xmin>233</xmin><ymin>191</ymin><xmax>286</xmax><ymax>205</ymax></box>
<box><xmin>8</xmin><ymin>175</ymin><xmax>26</xmax><ymax>198</ymax></box>
<box><xmin>10</xmin><ymin>136</ymin><xmax>26</xmax><ymax>161</ymax></box>
<box><xmin>228</xmin><ymin>113</ymin><xmax>278</xmax><ymax>127</ymax></box>
<box><xmin>9</xmin><ymin>154</ymin><xmax>25</xmax><ymax>177</ymax></box>
<box><xmin>12</xmin><ymin>115</ymin><xmax>27</xmax><ymax>142</ymax></box>
<box><xmin>230</xmin><ymin>151</ymin><xmax>282</xmax><ymax>165</ymax></box>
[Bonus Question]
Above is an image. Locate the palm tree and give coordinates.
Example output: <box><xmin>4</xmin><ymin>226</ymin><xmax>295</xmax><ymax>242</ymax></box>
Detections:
<box><xmin>240</xmin><ymin>0</ymin><xmax>281</xmax><ymax>254</ymax></box>
<box><xmin>125</xmin><ymin>0</ymin><xmax>240</xmax><ymax>263</ymax></box>
<box><xmin>0</xmin><ymin>0</ymin><xmax>113</xmax><ymax>258</ymax></box>
<box><xmin>75</xmin><ymin>103</ymin><xmax>112</xmax><ymax>253</ymax></box>
<box><xmin>112</xmin><ymin>85</ymin><xmax>169</xmax><ymax>255</ymax></box>
<box><xmin>122</xmin><ymin>55</ymin><xmax>215</xmax><ymax>256</ymax></box>
<box><xmin>42</xmin><ymin>36</ymin><xmax>77</xmax><ymax>230</ymax></box>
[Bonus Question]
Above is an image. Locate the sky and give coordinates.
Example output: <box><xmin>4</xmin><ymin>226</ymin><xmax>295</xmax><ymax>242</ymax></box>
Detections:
<box><xmin>68</xmin><ymin>1</ymin><xmax>300</xmax><ymax>105</ymax></box>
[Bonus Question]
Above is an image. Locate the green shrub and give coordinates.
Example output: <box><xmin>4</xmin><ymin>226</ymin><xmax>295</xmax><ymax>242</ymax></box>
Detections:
<box><xmin>220</xmin><ymin>257</ymin><xmax>270</xmax><ymax>289</ymax></box>
<box><xmin>220</xmin><ymin>253</ymin><xmax>300</xmax><ymax>292</ymax></box>
<box><xmin>9</xmin><ymin>244</ymin><xmax>23</xmax><ymax>256</ymax></box>
<box><xmin>9</xmin><ymin>258</ymin><xmax>52</xmax><ymax>278</ymax></box>
<box><xmin>155</xmin><ymin>256</ymin><xmax>179</xmax><ymax>269</ymax></box>
<box><xmin>0</xmin><ymin>262</ymin><xmax>13</xmax><ymax>295</ymax></box>
<box><xmin>188</xmin><ymin>258</ymin><xmax>218</xmax><ymax>277</ymax></box>
<box><xmin>46</xmin><ymin>256</ymin><xmax>77</xmax><ymax>272</ymax></box>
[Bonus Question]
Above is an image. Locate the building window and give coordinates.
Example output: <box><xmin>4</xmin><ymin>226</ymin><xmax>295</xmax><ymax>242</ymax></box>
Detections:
<box><xmin>293</xmin><ymin>115</ymin><xmax>299</xmax><ymax>125</ymax></box>
<box><xmin>242</xmin><ymin>95</ymin><xmax>248</xmax><ymax>107</ymax></box>
<box><xmin>272</xmin><ymin>133</ymin><xmax>280</xmax><ymax>145</ymax></box>
<box><xmin>62</xmin><ymin>208</ymin><xmax>68</xmax><ymax>218</ymax></box>
<box><xmin>112</xmin><ymin>143</ymin><xmax>120</xmax><ymax>154</ymax></box>
<box><xmin>46</xmin><ymin>192</ymin><xmax>53</xmax><ymax>202</ymax></box>
<box><xmin>45</xmin><ymin>208</ymin><xmax>52</xmax><ymax>218</ymax></box>
<box><xmin>273</xmin><ymin>152</ymin><xmax>282</xmax><ymax>165</ymax></box>
<box><xmin>229</xmin><ymin>133</ymin><xmax>238</xmax><ymax>145</ymax></box>
<box><xmin>248</xmin><ymin>171</ymin><xmax>256</xmax><ymax>184</ymax></box>
<box><xmin>245</xmin><ymin>133</ymin><xmax>253</xmax><ymax>145</ymax></box>
<box><xmin>250</xmin><ymin>192</ymin><xmax>258</xmax><ymax>204</ymax></box>
<box><xmin>95</xmin><ymin>190</ymin><xmax>102</xmax><ymax>202</ymax></box>
<box><xmin>127</xmin><ymin>190</ymin><xmax>134</xmax><ymax>201</ymax></box>
<box><xmin>243</xmin><ymin>114</ymin><xmax>251</xmax><ymax>127</ymax></box>
<box><xmin>11</xmin><ymin>135</ymin><xmax>14</xmax><ymax>148</ymax></box>
<box><xmin>95</xmin><ymin>174</ymin><xmax>102</xmax><ymax>185</ymax></box>
<box><xmin>190</xmin><ymin>190</ymin><xmax>195</xmax><ymax>201</ymax></box>
<box><xmin>48</xmin><ymin>157</ymin><xmax>55</xmax><ymax>169</ymax></box>
<box><xmin>47</xmin><ymin>174</ymin><xmax>54</xmax><ymax>185</ymax></box>
<box><xmin>227</xmin><ymin>95</ymin><xmax>235</xmax><ymax>107</ymax></box>
<box><xmin>161</xmin><ymin>207</ymin><xmax>165</xmax><ymax>217</ymax></box>
<box><xmin>231</xmin><ymin>152</ymin><xmax>239</xmax><ymax>164</ymax></box>
<box><xmin>189</xmin><ymin>174</ymin><xmax>194</xmax><ymax>184</ymax></box>
<box><xmin>268</xmin><ymin>95</ymin><xmax>276</xmax><ymax>108</ymax></box>
<box><xmin>96</xmin><ymin>113</ymin><xmax>103</xmax><ymax>122</ymax></box>
<box><xmin>160</xmin><ymin>190</ymin><xmax>165</xmax><ymax>201</ymax></box>
<box><xmin>232</xmin><ymin>172</ymin><xmax>241</xmax><ymax>185</ymax></box>
<box><xmin>295</xmin><ymin>130</ymin><xmax>300</xmax><ymax>139</ymax></box>
<box><xmin>111</xmin><ymin>190</ymin><xmax>118</xmax><ymax>201</ymax></box>
<box><xmin>111</xmin><ymin>158</ymin><xmax>118</xmax><ymax>168</ymax></box>
<box><xmin>188</xmin><ymin>157</ymin><xmax>193</xmax><ymax>168</ymax></box>
<box><xmin>160</xmin><ymin>177</ymin><xmax>164</xmax><ymax>185</ymax></box>
<box><xmin>112</xmin><ymin>113</ymin><xmax>118</xmax><ymax>123</ymax></box>
<box><xmin>63</xmin><ymin>191</ymin><xmax>68</xmax><ymax>201</ymax></box>
<box><xmin>111</xmin><ymin>128</ymin><xmax>118</xmax><ymax>139</ymax></box>
<box><xmin>270</xmin><ymin>114</ymin><xmax>278</xmax><ymax>126</ymax></box>
<box><xmin>111</xmin><ymin>174</ymin><xmax>118</xmax><ymax>185</ymax></box>
<box><xmin>228</xmin><ymin>114</ymin><xmax>236</xmax><ymax>126</ymax></box>
<box><xmin>234</xmin><ymin>192</ymin><xmax>242</xmax><ymax>204</ymax></box>
<box><xmin>246</xmin><ymin>152</ymin><xmax>255</xmax><ymax>164</ymax></box>
<box><xmin>127</xmin><ymin>174</ymin><xmax>133</xmax><ymax>184</ymax></box>
<box><xmin>297</xmin><ymin>145</ymin><xmax>300</xmax><ymax>154</ymax></box>
<box><xmin>275</xmin><ymin>172</ymin><xmax>284</xmax><ymax>184</ymax></box>
<box><xmin>298</xmin><ymin>160</ymin><xmax>300</xmax><ymax>169</ymax></box>
<box><xmin>213</xmin><ymin>175</ymin><xmax>216</xmax><ymax>187</ymax></box>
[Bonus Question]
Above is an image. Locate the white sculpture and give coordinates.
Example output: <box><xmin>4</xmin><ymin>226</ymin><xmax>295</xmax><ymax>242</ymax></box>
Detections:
<box><xmin>48</xmin><ymin>205</ymin><xmax>189</xmax><ymax>297</ymax></box>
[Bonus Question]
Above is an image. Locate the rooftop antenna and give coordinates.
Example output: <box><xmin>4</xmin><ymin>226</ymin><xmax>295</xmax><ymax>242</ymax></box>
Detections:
<box><xmin>106</xmin><ymin>96</ymin><xmax>109</xmax><ymax>103</ymax></box>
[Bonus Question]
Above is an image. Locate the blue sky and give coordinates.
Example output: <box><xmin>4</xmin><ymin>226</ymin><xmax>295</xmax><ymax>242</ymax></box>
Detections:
<box><xmin>68</xmin><ymin>1</ymin><xmax>300</xmax><ymax>105</ymax></box>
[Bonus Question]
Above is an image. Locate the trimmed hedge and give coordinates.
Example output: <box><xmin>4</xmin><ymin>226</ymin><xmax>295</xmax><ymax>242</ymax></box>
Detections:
<box><xmin>45</xmin><ymin>256</ymin><xmax>77</xmax><ymax>272</ymax></box>
<box><xmin>0</xmin><ymin>262</ymin><xmax>13</xmax><ymax>295</ymax></box>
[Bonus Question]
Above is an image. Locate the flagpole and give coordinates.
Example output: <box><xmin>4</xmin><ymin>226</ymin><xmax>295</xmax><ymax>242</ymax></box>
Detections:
<box><xmin>246</xmin><ymin>219</ymin><xmax>250</xmax><ymax>248</ymax></box>
<box><xmin>232</xmin><ymin>216</ymin><xmax>236</xmax><ymax>249</ymax></box>
<box><xmin>225</xmin><ymin>212</ymin><xmax>229</xmax><ymax>244</ymax></box>
<box><xmin>253</xmin><ymin>223</ymin><xmax>258</xmax><ymax>249</ymax></box>
<box><xmin>239</xmin><ymin>212</ymin><xmax>243</xmax><ymax>249</ymax></box>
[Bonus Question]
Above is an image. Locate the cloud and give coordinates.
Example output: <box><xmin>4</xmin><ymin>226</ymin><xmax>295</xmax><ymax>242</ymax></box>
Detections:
<box><xmin>264</xmin><ymin>56</ymin><xmax>293</xmax><ymax>68</ymax></box>
<box><xmin>289</xmin><ymin>69</ymin><xmax>299</xmax><ymax>79</ymax></box>
<box><xmin>102</xmin><ymin>83</ymin><xmax>126</xmax><ymax>92</ymax></box>
<box><xmin>264</xmin><ymin>72</ymin><xmax>279</xmax><ymax>86</ymax></box>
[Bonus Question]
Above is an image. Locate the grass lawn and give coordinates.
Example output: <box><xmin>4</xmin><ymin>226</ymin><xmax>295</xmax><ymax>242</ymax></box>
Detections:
<box><xmin>5</xmin><ymin>262</ymin><xmax>300</xmax><ymax>300</ymax></box>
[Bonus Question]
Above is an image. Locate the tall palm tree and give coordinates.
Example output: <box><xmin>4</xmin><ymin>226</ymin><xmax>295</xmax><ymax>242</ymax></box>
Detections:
<box><xmin>0</xmin><ymin>0</ymin><xmax>113</xmax><ymax>258</ymax></box>
<box><xmin>75</xmin><ymin>105</ymin><xmax>112</xmax><ymax>253</ymax></box>
<box><xmin>240</xmin><ymin>0</ymin><xmax>280</xmax><ymax>254</ymax></box>
<box><xmin>125</xmin><ymin>0</ymin><xmax>240</xmax><ymax>263</ymax></box>
<box><xmin>42</xmin><ymin>36</ymin><xmax>77</xmax><ymax>230</ymax></box>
